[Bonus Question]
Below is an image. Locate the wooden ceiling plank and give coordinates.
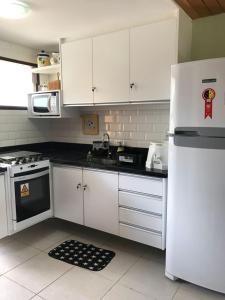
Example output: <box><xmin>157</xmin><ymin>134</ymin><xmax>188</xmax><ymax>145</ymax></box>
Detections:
<box><xmin>217</xmin><ymin>0</ymin><xmax>225</xmax><ymax>10</ymax></box>
<box><xmin>188</xmin><ymin>0</ymin><xmax>211</xmax><ymax>17</ymax></box>
<box><xmin>174</xmin><ymin>0</ymin><xmax>200</xmax><ymax>19</ymax></box>
<box><xmin>203</xmin><ymin>0</ymin><xmax>223</xmax><ymax>14</ymax></box>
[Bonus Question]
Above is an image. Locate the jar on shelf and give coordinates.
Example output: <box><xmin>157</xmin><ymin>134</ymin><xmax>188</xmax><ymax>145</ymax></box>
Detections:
<box><xmin>37</xmin><ymin>50</ymin><xmax>50</xmax><ymax>67</ymax></box>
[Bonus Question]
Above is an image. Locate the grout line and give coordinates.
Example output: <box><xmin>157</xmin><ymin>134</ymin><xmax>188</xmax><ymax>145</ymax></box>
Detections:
<box><xmin>4</xmin><ymin>274</ymin><xmax>38</xmax><ymax>295</ymax></box>
<box><xmin>35</xmin><ymin>265</ymin><xmax>74</xmax><ymax>296</ymax></box>
<box><xmin>2</xmin><ymin>251</ymin><xmax>41</xmax><ymax>276</ymax></box>
<box><xmin>100</xmin><ymin>254</ymin><xmax>142</xmax><ymax>299</ymax></box>
<box><xmin>171</xmin><ymin>284</ymin><xmax>182</xmax><ymax>300</ymax></box>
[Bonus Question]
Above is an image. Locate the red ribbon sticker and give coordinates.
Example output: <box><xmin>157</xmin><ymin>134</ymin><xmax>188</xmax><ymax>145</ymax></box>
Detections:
<box><xmin>202</xmin><ymin>88</ymin><xmax>216</xmax><ymax>119</ymax></box>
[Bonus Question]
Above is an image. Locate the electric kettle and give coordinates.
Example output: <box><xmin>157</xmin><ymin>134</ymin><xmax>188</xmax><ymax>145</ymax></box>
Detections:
<box><xmin>146</xmin><ymin>141</ymin><xmax>168</xmax><ymax>170</ymax></box>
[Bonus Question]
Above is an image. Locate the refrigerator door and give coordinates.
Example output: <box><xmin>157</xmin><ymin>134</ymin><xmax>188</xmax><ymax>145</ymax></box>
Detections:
<box><xmin>166</xmin><ymin>135</ymin><xmax>225</xmax><ymax>293</ymax></box>
<box><xmin>170</xmin><ymin>58</ymin><xmax>225</xmax><ymax>134</ymax></box>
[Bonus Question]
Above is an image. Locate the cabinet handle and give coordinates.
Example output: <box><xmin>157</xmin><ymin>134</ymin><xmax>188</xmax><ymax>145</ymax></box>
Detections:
<box><xmin>83</xmin><ymin>184</ymin><xmax>87</xmax><ymax>191</ymax></box>
<box><xmin>130</xmin><ymin>83</ymin><xmax>135</xmax><ymax>89</ymax></box>
<box><xmin>92</xmin><ymin>87</ymin><xmax>96</xmax><ymax>92</ymax></box>
<box><xmin>76</xmin><ymin>183</ymin><xmax>81</xmax><ymax>190</ymax></box>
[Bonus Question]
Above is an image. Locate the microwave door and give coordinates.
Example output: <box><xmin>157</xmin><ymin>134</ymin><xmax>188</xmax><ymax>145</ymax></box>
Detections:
<box><xmin>32</xmin><ymin>94</ymin><xmax>51</xmax><ymax>114</ymax></box>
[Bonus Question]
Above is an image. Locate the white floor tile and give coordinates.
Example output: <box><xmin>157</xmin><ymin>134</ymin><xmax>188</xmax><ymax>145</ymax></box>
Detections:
<box><xmin>119</xmin><ymin>258</ymin><xmax>180</xmax><ymax>300</ymax></box>
<box><xmin>13</xmin><ymin>221</ymin><xmax>72</xmax><ymax>251</ymax></box>
<box><xmin>173</xmin><ymin>283</ymin><xmax>225</xmax><ymax>300</ymax></box>
<box><xmin>6</xmin><ymin>252</ymin><xmax>73</xmax><ymax>293</ymax></box>
<box><xmin>0</xmin><ymin>240</ymin><xmax>40</xmax><ymax>275</ymax></box>
<box><xmin>39</xmin><ymin>267</ymin><xmax>114</xmax><ymax>300</ymax></box>
<box><xmin>98</xmin><ymin>247</ymin><xmax>139</xmax><ymax>281</ymax></box>
<box><xmin>30</xmin><ymin>296</ymin><xmax>45</xmax><ymax>300</ymax></box>
<box><xmin>102</xmin><ymin>284</ymin><xmax>153</xmax><ymax>300</ymax></box>
<box><xmin>0</xmin><ymin>276</ymin><xmax>34</xmax><ymax>299</ymax></box>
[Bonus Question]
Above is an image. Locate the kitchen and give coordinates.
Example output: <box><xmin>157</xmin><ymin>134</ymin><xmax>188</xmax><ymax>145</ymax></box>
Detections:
<box><xmin>0</xmin><ymin>0</ymin><xmax>225</xmax><ymax>299</ymax></box>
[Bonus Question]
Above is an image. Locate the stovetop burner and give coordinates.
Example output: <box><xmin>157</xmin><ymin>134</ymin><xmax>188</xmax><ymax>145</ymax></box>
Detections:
<box><xmin>0</xmin><ymin>151</ymin><xmax>44</xmax><ymax>165</ymax></box>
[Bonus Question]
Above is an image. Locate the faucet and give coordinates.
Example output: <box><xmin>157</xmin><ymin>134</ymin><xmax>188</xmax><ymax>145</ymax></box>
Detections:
<box><xmin>103</xmin><ymin>133</ymin><xmax>111</xmax><ymax>157</ymax></box>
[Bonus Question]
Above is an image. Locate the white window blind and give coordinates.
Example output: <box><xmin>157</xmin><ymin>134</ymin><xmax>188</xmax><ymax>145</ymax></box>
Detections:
<box><xmin>0</xmin><ymin>59</ymin><xmax>34</xmax><ymax>107</ymax></box>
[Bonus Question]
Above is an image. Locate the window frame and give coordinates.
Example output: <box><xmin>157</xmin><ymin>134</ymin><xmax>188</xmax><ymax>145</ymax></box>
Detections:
<box><xmin>0</xmin><ymin>56</ymin><xmax>38</xmax><ymax>110</ymax></box>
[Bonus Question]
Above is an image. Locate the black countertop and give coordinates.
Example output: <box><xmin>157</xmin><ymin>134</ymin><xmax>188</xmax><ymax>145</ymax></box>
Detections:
<box><xmin>0</xmin><ymin>142</ymin><xmax>168</xmax><ymax>178</ymax></box>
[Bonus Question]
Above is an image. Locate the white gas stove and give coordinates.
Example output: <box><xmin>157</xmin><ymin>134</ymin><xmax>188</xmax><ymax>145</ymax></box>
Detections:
<box><xmin>0</xmin><ymin>151</ymin><xmax>52</xmax><ymax>234</ymax></box>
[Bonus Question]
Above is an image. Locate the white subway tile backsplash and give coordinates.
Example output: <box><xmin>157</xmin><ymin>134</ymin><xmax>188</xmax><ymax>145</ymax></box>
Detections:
<box><xmin>0</xmin><ymin>110</ymin><xmax>50</xmax><ymax>148</ymax></box>
<box><xmin>50</xmin><ymin>104</ymin><xmax>170</xmax><ymax>148</ymax></box>
<box><xmin>0</xmin><ymin>103</ymin><xmax>170</xmax><ymax>149</ymax></box>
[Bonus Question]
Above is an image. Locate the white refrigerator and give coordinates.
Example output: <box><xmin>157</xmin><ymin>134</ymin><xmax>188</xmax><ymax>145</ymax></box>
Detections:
<box><xmin>166</xmin><ymin>57</ymin><xmax>225</xmax><ymax>293</ymax></box>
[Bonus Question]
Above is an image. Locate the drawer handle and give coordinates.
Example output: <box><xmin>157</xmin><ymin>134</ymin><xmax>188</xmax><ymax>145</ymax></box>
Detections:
<box><xmin>119</xmin><ymin>205</ymin><xmax>162</xmax><ymax>217</ymax></box>
<box><xmin>120</xmin><ymin>222</ymin><xmax>162</xmax><ymax>235</ymax></box>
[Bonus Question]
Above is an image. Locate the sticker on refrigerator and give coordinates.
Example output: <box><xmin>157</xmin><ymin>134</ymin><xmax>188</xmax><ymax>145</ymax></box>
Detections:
<box><xmin>20</xmin><ymin>183</ymin><xmax>30</xmax><ymax>197</ymax></box>
<box><xmin>202</xmin><ymin>88</ymin><xmax>216</xmax><ymax>119</ymax></box>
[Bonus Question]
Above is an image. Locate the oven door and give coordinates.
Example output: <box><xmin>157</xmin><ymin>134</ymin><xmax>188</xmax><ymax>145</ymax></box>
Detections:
<box><xmin>11</xmin><ymin>169</ymin><xmax>50</xmax><ymax>223</ymax></box>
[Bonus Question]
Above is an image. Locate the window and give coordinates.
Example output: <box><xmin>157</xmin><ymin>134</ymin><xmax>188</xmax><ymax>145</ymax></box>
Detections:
<box><xmin>0</xmin><ymin>58</ymin><xmax>36</xmax><ymax>108</ymax></box>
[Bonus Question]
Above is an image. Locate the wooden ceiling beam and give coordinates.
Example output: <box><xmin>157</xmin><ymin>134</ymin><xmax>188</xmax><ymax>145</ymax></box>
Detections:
<box><xmin>174</xmin><ymin>0</ymin><xmax>225</xmax><ymax>18</ymax></box>
<box><xmin>217</xmin><ymin>0</ymin><xmax>225</xmax><ymax>10</ymax></box>
<box><xmin>203</xmin><ymin>0</ymin><xmax>223</xmax><ymax>14</ymax></box>
<box><xmin>188</xmin><ymin>0</ymin><xmax>211</xmax><ymax>17</ymax></box>
<box><xmin>174</xmin><ymin>0</ymin><xmax>200</xmax><ymax>19</ymax></box>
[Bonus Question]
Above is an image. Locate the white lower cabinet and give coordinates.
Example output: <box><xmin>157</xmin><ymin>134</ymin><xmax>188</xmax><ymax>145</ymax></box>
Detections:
<box><xmin>52</xmin><ymin>165</ymin><xmax>119</xmax><ymax>235</ymax></box>
<box><xmin>83</xmin><ymin>169</ymin><xmax>119</xmax><ymax>235</ymax></box>
<box><xmin>53</xmin><ymin>166</ymin><xmax>83</xmax><ymax>224</ymax></box>
<box><xmin>119</xmin><ymin>173</ymin><xmax>167</xmax><ymax>250</ymax></box>
<box><xmin>0</xmin><ymin>174</ymin><xmax>8</xmax><ymax>239</ymax></box>
<box><xmin>52</xmin><ymin>165</ymin><xmax>167</xmax><ymax>249</ymax></box>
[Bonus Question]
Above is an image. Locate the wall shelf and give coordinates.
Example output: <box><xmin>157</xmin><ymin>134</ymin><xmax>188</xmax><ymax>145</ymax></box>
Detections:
<box><xmin>32</xmin><ymin>64</ymin><xmax>60</xmax><ymax>74</ymax></box>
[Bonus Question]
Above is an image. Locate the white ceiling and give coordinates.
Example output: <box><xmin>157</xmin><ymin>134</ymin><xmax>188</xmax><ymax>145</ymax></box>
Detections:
<box><xmin>0</xmin><ymin>0</ymin><xmax>178</xmax><ymax>51</ymax></box>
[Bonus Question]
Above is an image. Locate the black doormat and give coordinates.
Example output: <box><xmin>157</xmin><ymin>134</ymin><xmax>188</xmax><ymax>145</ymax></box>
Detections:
<box><xmin>48</xmin><ymin>240</ymin><xmax>115</xmax><ymax>271</ymax></box>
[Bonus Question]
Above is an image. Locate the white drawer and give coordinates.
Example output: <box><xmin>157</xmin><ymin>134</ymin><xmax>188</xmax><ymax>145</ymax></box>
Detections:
<box><xmin>119</xmin><ymin>207</ymin><xmax>162</xmax><ymax>232</ymax></box>
<box><xmin>119</xmin><ymin>174</ymin><xmax>163</xmax><ymax>196</ymax></box>
<box><xmin>119</xmin><ymin>191</ymin><xmax>162</xmax><ymax>214</ymax></box>
<box><xmin>119</xmin><ymin>223</ymin><xmax>162</xmax><ymax>249</ymax></box>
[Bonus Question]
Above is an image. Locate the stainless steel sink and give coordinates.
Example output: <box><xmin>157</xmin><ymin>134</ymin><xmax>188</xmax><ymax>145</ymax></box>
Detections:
<box><xmin>88</xmin><ymin>157</ymin><xmax>117</xmax><ymax>165</ymax></box>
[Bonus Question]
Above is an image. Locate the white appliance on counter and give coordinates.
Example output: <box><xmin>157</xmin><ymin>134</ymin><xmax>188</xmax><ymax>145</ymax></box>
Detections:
<box><xmin>0</xmin><ymin>151</ymin><xmax>53</xmax><ymax>234</ymax></box>
<box><xmin>28</xmin><ymin>90</ymin><xmax>72</xmax><ymax>118</ymax></box>
<box><xmin>146</xmin><ymin>142</ymin><xmax>168</xmax><ymax>170</ymax></box>
<box><xmin>166</xmin><ymin>57</ymin><xmax>225</xmax><ymax>293</ymax></box>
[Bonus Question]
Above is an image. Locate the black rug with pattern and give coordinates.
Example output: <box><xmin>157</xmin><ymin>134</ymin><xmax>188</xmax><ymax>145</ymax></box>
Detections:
<box><xmin>48</xmin><ymin>240</ymin><xmax>115</xmax><ymax>271</ymax></box>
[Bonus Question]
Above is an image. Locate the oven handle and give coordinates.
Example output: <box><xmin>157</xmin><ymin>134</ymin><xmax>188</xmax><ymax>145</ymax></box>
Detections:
<box><xmin>12</xmin><ymin>170</ymin><xmax>49</xmax><ymax>182</ymax></box>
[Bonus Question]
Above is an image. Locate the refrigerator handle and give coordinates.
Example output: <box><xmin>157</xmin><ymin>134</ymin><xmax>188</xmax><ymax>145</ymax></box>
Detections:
<box><xmin>175</xmin><ymin>130</ymin><xmax>200</xmax><ymax>137</ymax></box>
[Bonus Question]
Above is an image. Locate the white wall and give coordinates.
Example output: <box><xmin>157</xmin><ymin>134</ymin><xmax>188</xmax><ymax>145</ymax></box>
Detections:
<box><xmin>50</xmin><ymin>104</ymin><xmax>169</xmax><ymax>148</ymax></box>
<box><xmin>0</xmin><ymin>39</ymin><xmax>51</xmax><ymax>147</ymax></box>
<box><xmin>0</xmin><ymin>39</ymin><xmax>36</xmax><ymax>63</ymax></box>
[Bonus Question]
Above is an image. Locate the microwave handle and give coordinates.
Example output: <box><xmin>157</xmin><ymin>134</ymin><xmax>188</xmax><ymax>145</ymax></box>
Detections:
<box><xmin>48</xmin><ymin>94</ymin><xmax>51</xmax><ymax>112</ymax></box>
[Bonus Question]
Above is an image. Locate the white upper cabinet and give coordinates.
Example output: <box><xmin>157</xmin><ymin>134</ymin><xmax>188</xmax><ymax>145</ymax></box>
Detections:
<box><xmin>61</xmin><ymin>38</ymin><xmax>93</xmax><ymax>105</ymax></box>
<box><xmin>61</xmin><ymin>13</ymin><xmax>191</xmax><ymax>105</ymax></box>
<box><xmin>93</xmin><ymin>30</ymin><xmax>130</xmax><ymax>104</ymax></box>
<box><xmin>130</xmin><ymin>19</ymin><xmax>178</xmax><ymax>102</ymax></box>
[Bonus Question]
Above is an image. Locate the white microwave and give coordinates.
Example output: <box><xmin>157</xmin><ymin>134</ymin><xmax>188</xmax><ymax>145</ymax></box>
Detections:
<box><xmin>28</xmin><ymin>90</ymin><xmax>61</xmax><ymax>117</ymax></box>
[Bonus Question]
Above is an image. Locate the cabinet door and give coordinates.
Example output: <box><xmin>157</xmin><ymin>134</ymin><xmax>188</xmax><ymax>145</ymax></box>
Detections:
<box><xmin>130</xmin><ymin>18</ymin><xmax>178</xmax><ymax>102</ymax></box>
<box><xmin>93</xmin><ymin>30</ymin><xmax>130</xmax><ymax>104</ymax></box>
<box><xmin>61</xmin><ymin>38</ymin><xmax>93</xmax><ymax>105</ymax></box>
<box><xmin>0</xmin><ymin>175</ymin><xmax>8</xmax><ymax>239</ymax></box>
<box><xmin>83</xmin><ymin>169</ymin><xmax>119</xmax><ymax>235</ymax></box>
<box><xmin>53</xmin><ymin>166</ymin><xmax>83</xmax><ymax>224</ymax></box>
